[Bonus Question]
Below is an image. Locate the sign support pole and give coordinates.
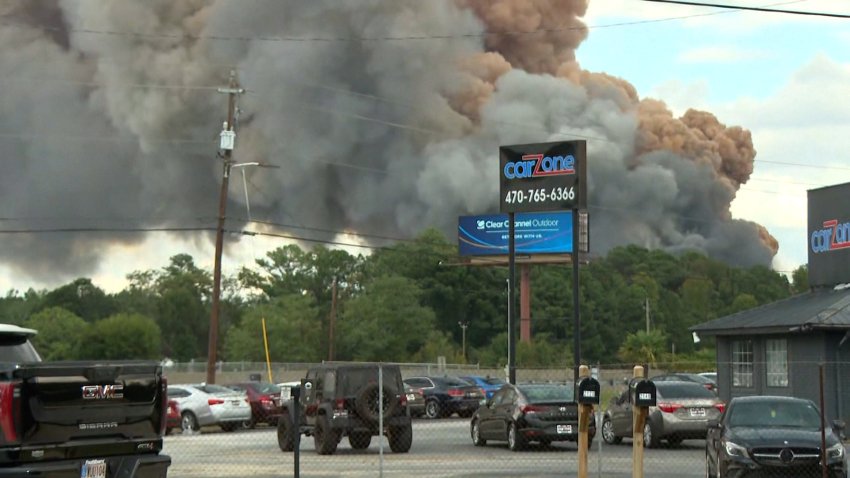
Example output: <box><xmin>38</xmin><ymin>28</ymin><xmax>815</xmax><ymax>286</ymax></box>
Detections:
<box><xmin>572</xmin><ymin>208</ymin><xmax>581</xmax><ymax>385</ymax></box>
<box><xmin>508</xmin><ymin>212</ymin><xmax>517</xmax><ymax>385</ymax></box>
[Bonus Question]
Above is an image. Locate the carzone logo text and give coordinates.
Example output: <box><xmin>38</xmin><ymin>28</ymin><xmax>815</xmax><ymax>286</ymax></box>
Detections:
<box><xmin>811</xmin><ymin>219</ymin><xmax>850</xmax><ymax>253</ymax></box>
<box><xmin>504</xmin><ymin>154</ymin><xmax>576</xmax><ymax>179</ymax></box>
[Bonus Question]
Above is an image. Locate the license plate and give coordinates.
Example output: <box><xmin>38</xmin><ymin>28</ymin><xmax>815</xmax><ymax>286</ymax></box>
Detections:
<box><xmin>81</xmin><ymin>459</ymin><xmax>107</xmax><ymax>478</ymax></box>
<box><xmin>556</xmin><ymin>424</ymin><xmax>572</xmax><ymax>434</ymax></box>
<box><xmin>406</xmin><ymin>393</ymin><xmax>415</xmax><ymax>401</ymax></box>
<box><xmin>231</xmin><ymin>400</ymin><xmax>241</xmax><ymax>406</ymax></box>
<box><xmin>689</xmin><ymin>408</ymin><xmax>706</xmax><ymax>417</ymax></box>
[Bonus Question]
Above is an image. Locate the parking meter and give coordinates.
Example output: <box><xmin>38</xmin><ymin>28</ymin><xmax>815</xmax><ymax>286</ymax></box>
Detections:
<box><xmin>292</xmin><ymin>379</ymin><xmax>309</xmax><ymax>478</ymax></box>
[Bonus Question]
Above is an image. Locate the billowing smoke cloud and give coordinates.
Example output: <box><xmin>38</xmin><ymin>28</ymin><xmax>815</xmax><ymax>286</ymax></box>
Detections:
<box><xmin>0</xmin><ymin>0</ymin><xmax>776</xmax><ymax>284</ymax></box>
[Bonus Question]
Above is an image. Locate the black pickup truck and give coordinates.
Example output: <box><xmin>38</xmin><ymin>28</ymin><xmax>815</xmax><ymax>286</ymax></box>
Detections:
<box><xmin>0</xmin><ymin>323</ymin><xmax>171</xmax><ymax>477</ymax></box>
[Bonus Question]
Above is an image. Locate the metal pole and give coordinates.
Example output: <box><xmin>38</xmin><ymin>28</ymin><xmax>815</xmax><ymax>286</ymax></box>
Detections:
<box><xmin>378</xmin><ymin>364</ymin><xmax>384</xmax><ymax>478</ymax></box>
<box><xmin>508</xmin><ymin>212</ymin><xmax>517</xmax><ymax>385</ymax></box>
<box><xmin>572</xmin><ymin>209</ymin><xmax>581</xmax><ymax>384</ymax></box>
<box><xmin>819</xmin><ymin>363</ymin><xmax>827</xmax><ymax>478</ymax></box>
<box><xmin>206</xmin><ymin>71</ymin><xmax>242</xmax><ymax>384</ymax></box>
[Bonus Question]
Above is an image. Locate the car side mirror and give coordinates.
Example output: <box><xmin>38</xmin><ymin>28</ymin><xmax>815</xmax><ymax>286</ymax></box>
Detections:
<box><xmin>707</xmin><ymin>418</ymin><xmax>720</xmax><ymax>429</ymax></box>
<box><xmin>832</xmin><ymin>419</ymin><xmax>846</xmax><ymax>432</ymax></box>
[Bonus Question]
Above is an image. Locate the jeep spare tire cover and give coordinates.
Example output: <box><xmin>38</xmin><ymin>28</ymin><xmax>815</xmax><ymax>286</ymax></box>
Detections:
<box><xmin>355</xmin><ymin>383</ymin><xmax>399</xmax><ymax>422</ymax></box>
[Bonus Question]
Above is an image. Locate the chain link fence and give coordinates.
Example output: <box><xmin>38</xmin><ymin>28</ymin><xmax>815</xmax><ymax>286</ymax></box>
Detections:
<box><xmin>161</xmin><ymin>361</ymin><xmax>849</xmax><ymax>477</ymax></box>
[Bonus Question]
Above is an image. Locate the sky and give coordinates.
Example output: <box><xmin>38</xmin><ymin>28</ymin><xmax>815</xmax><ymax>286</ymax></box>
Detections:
<box><xmin>579</xmin><ymin>0</ymin><xmax>850</xmax><ymax>276</ymax></box>
<box><xmin>1</xmin><ymin>0</ymin><xmax>849</xmax><ymax>294</ymax></box>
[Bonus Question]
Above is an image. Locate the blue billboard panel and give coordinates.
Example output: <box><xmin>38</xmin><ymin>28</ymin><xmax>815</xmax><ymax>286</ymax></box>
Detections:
<box><xmin>458</xmin><ymin>211</ymin><xmax>573</xmax><ymax>256</ymax></box>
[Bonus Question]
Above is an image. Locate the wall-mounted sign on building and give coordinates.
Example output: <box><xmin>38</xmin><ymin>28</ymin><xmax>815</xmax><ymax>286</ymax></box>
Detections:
<box><xmin>499</xmin><ymin>140</ymin><xmax>587</xmax><ymax>214</ymax></box>
<box><xmin>807</xmin><ymin>181</ymin><xmax>850</xmax><ymax>287</ymax></box>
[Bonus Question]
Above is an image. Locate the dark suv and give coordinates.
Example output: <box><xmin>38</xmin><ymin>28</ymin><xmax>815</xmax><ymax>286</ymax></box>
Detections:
<box><xmin>277</xmin><ymin>363</ymin><xmax>413</xmax><ymax>455</ymax></box>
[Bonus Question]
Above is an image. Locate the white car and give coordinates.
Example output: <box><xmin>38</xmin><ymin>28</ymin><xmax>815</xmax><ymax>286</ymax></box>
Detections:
<box><xmin>167</xmin><ymin>384</ymin><xmax>251</xmax><ymax>433</ymax></box>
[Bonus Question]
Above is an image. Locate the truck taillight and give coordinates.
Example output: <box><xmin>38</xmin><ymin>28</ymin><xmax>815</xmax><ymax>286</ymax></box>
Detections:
<box><xmin>0</xmin><ymin>382</ymin><xmax>20</xmax><ymax>444</ymax></box>
<box><xmin>160</xmin><ymin>377</ymin><xmax>168</xmax><ymax>435</ymax></box>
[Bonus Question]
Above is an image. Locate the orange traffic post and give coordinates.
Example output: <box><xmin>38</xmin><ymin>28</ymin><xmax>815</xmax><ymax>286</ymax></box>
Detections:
<box><xmin>632</xmin><ymin>365</ymin><xmax>646</xmax><ymax>478</ymax></box>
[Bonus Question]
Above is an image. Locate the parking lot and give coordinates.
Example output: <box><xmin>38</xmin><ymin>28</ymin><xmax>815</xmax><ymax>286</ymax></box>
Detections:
<box><xmin>164</xmin><ymin>417</ymin><xmax>721</xmax><ymax>477</ymax></box>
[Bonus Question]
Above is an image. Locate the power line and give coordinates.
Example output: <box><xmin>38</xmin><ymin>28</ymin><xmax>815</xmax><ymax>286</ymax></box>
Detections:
<box><xmin>0</xmin><ymin>2</ymin><xmax>765</xmax><ymax>45</ymax></box>
<box><xmin>642</xmin><ymin>0</ymin><xmax>850</xmax><ymax>18</ymax></box>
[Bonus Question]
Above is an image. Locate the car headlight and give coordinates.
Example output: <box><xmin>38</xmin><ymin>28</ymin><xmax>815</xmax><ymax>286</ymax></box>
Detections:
<box><xmin>724</xmin><ymin>440</ymin><xmax>749</xmax><ymax>458</ymax></box>
<box><xmin>827</xmin><ymin>442</ymin><xmax>845</xmax><ymax>460</ymax></box>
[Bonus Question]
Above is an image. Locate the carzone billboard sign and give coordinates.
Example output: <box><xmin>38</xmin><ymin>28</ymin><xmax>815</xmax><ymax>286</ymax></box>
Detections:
<box><xmin>499</xmin><ymin>140</ymin><xmax>587</xmax><ymax>214</ymax></box>
<box><xmin>458</xmin><ymin>212</ymin><xmax>572</xmax><ymax>256</ymax></box>
<box><xmin>808</xmin><ymin>182</ymin><xmax>850</xmax><ymax>287</ymax></box>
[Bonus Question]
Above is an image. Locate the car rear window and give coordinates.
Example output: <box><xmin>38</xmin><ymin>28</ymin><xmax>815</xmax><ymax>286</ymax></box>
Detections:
<box><xmin>199</xmin><ymin>384</ymin><xmax>236</xmax><ymax>395</ymax></box>
<box><xmin>337</xmin><ymin>367</ymin><xmax>402</xmax><ymax>395</ymax></box>
<box><xmin>435</xmin><ymin>377</ymin><xmax>472</xmax><ymax>387</ymax></box>
<box><xmin>655</xmin><ymin>382</ymin><xmax>715</xmax><ymax>399</ymax></box>
<box><xmin>520</xmin><ymin>385</ymin><xmax>575</xmax><ymax>403</ymax></box>
<box><xmin>0</xmin><ymin>334</ymin><xmax>41</xmax><ymax>363</ymax></box>
<box><xmin>254</xmin><ymin>383</ymin><xmax>280</xmax><ymax>394</ymax></box>
<box><xmin>484</xmin><ymin>377</ymin><xmax>506</xmax><ymax>386</ymax></box>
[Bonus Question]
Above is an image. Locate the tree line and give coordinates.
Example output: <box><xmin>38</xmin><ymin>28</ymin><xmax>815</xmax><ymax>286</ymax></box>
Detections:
<box><xmin>0</xmin><ymin>229</ymin><xmax>808</xmax><ymax>368</ymax></box>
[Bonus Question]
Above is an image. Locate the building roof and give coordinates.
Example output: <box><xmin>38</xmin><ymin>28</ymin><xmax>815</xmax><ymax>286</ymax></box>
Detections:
<box><xmin>691</xmin><ymin>286</ymin><xmax>850</xmax><ymax>336</ymax></box>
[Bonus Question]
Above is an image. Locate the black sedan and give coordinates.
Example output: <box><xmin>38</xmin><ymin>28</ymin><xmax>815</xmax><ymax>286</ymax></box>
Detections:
<box><xmin>706</xmin><ymin>395</ymin><xmax>846</xmax><ymax>477</ymax></box>
<box><xmin>470</xmin><ymin>383</ymin><xmax>595</xmax><ymax>451</ymax></box>
<box><xmin>403</xmin><ymin>376</ymin><xmax>484</xmax><ymax>418</ymax></box>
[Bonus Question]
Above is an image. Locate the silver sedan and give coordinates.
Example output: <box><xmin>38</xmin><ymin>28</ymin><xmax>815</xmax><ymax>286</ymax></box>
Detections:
<box><xmin>167</xmin><ymin>384</ymin><xmax>252</xmax><ymax>433</ymax></box>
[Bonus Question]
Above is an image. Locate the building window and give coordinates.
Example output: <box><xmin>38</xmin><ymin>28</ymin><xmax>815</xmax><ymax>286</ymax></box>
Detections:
<box><xmin>732</xmin><ymin>340</ymin><xmax>754</xmax><ymax>388</ymax></box>
<box><xmin>766</xmin><ymin>339</ymin><xmax>789</xmax><ymax>387</ymax></box>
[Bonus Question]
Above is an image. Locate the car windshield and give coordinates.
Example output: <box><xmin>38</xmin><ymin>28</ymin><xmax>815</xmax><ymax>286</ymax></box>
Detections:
<box><xmin>655</xmin><ymin>383</ymin><xmax>715</xmax><ymax>399</ymax></box>
<box><xmin>520</xmin><ymin>385</ymin><xmax>574</xmax><ymax>403</ymax></box>
<box><xmin>728</xmin><ymin>401</ymin><xmax>822</xmax><ymax>429</ymax></box>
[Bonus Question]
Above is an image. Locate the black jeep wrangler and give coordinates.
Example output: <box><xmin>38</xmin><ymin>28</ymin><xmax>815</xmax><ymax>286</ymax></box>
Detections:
<box><xmin>277</xmin><ymin>363</ymin><xmax>413</xmax><ymax>455</ymax></box>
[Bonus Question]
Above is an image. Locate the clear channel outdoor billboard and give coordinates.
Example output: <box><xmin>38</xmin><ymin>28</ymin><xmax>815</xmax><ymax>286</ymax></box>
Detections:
<box><xmin>458</xmin><ymin>211</ymin><xmax>573</xmax><ymax>256</ymax></box>
<box><xmin>808</xmin><ymin>182</ymin><xmax>850</xmax><ymax>287</ymax></box>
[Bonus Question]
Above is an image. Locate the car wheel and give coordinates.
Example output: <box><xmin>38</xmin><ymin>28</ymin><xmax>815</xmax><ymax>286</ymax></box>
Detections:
<box><xmin>388</xmin><ymin>424</ymin><xmax>412</xmax><ymax>453</ymax></box>
<box><xmin>471</xmin><ymin>420</ymin><xmax>486</xmax><ymax>446</ymax></box>
<box><xmin>313</xmin><ymin>415</ymin><xmax>340</xmax><ymax>455</ymax></box>
<box><xmin>181</xmin><ymin>412</ymin><xmax>199</xmax><ymax>433</ymax></box>
<box><xmin>601</xmin><ymin>417</ymin><xmax>621</xmax><ymax>445</ymax></box>
<box><xmin>704</xmin><ymin>449</ymin><xmax>714</xmax><ymax>478</ymax></box>
<box><xmin>425</xmin><ymin>400</ymin><xmax>441</xmax><ymax>419</ymax></box>
<box><xmin>277</xmin><ymin>414</ymin><xmax>295</xmax><ymax>452</ymax></box>
<box><xmin>349</xmin><ymin>431</ymin><xmax>372</xmax><ymax>450</ymax></box>
<box><xmin>643</xmin><ymin>422</ymin><xmax>660</xmax><ymax>448</ymax></box>
<box><xmin>508</xmin><ymin>422</ymin><xmax>526</xmax><ymax>451</ymax></box>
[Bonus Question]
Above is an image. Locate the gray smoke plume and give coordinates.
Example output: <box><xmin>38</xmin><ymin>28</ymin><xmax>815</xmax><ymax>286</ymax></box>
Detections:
<box><xmin>0</xmin><ymin>0</ymin><xmax>776</xmax><ymax>284</ymax></box>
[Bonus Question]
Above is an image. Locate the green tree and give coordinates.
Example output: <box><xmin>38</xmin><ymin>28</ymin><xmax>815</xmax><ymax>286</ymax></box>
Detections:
<box><xmin>336</xmin><ymin>276</ymin><xmax>436</xmax><ymax>362</ymax></box>
<box><xmin>412</xmin><ymin>330</ymin><xmax>462</xmax><ymax>364</ymax></box>
<box><xmin>617</xmin><ymin>330</ymin><xmax>667</xmax><ymax>366</ymax></box>
<box><xmin>81</xmin><ymin>313</ymin><xmax>161</xmax><ymax>360</ymax></box>
<box><xmin>791</xmin><ymin>265</ymin><xmax>809</xmax><ymax>294</ymax></box>
<box><xmin>39</xmin><ymin>278</ymin><xmax>115</xmax><ymax>322</ymax></box>
<box><xmin>729</xmin><ymin>293</ymin><xmax>758</xmax><ymax>314</ymax></box>
<box><xmin>25</xmin><ymin>307</ymin><xmax>89</xmax><ymax>360</ymax></box>
<box><xmin>224</xmin><ymin>294</ymin><xmax>322</xmax><ymax>362</ymax></box>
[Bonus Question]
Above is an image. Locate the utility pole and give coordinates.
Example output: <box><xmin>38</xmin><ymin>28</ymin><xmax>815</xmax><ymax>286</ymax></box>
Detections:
<box><xmin>328</xmin><ymin>277</ymin><xmax>337</xmax><ymax>362</ymax></box>
<box><xmin>206</xmin><ymin>70</ymin><xmax>244</xmax><ymax>384</ymax></box>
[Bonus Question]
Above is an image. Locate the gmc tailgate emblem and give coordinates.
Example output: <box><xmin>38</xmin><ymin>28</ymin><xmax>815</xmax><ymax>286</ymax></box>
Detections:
<box><xmin>82</xmin><ymin>384</ymin><xmax>124</xmax><ymax>400</ymax></box>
